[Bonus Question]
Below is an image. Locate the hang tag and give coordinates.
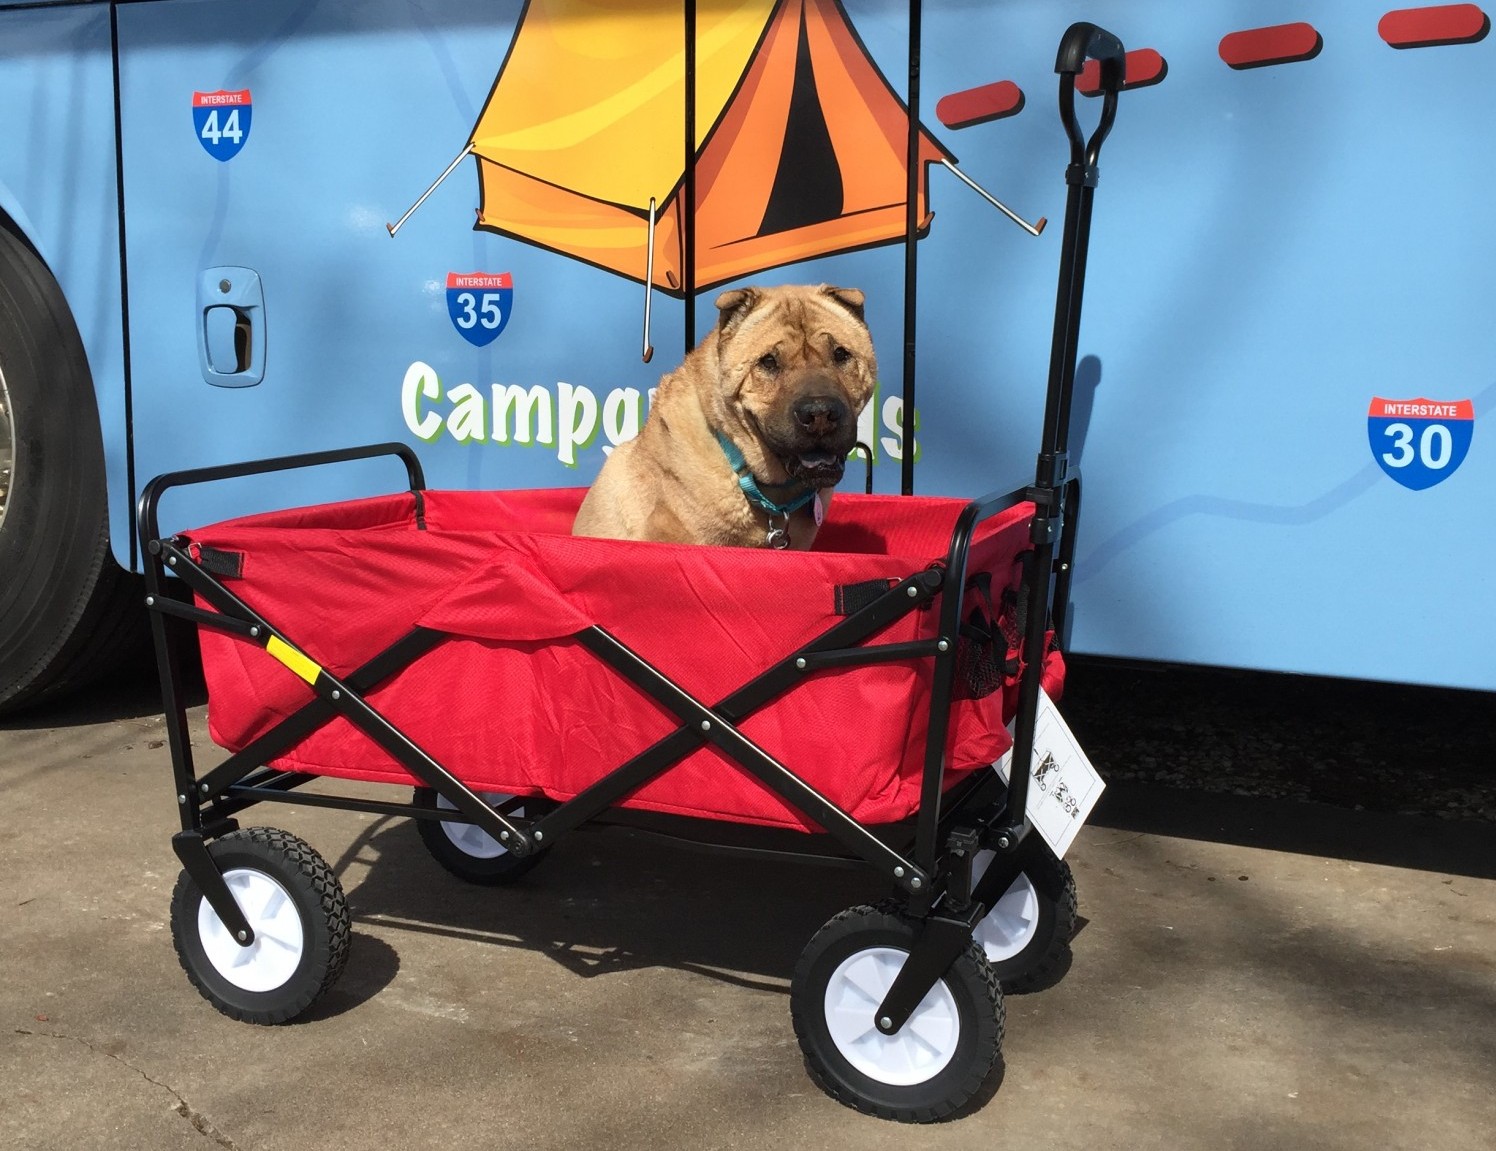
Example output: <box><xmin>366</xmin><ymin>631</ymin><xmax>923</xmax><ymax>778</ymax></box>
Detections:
<box><xmin>992</xmin><ymin>688</ymin><xmax>1105</xmax><ymax>858</ymax></box>
<box><xmin>813</xmin><ymin>492</ymin><xmax>825</xmax><ymax>526</ymax></box>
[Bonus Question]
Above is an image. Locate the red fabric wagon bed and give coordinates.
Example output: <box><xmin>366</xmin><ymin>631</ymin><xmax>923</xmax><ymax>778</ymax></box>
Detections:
<box><xmin>185</xmin><ymin>487</ymin><xmax>1062</xmax><ymax>832</ymax></box>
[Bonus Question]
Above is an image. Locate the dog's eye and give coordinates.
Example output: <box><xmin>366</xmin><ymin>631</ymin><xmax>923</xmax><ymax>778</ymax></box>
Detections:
<box><xmin>832</xmin><ymin>345</ymin><xmax>853</xmax><ymax>365</ymax></box>
<box><xmin>757</xmin><ymin>352</ymin><xmax>778</xmax><ymax>373</ymax></box>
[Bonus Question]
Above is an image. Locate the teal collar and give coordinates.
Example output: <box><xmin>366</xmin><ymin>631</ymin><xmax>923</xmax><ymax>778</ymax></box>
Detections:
<box><xmin>715</xmin><ymin>431</ymin><xmax>817</xmax><ymax>520</ymax></box>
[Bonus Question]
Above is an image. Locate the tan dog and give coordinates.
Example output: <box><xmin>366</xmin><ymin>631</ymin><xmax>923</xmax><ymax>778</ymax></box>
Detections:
<box><xmin>573</xmin><ymin>284</ymin><xmax>876</xmax><ymax>549</ymax></box>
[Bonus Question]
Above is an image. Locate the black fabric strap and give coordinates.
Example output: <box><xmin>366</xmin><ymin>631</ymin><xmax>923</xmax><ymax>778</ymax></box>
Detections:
<box><xmin>835</xmin><ymin>578</ymin><xmax>895</xmax><ymax>616</ymax></box>
<box><xmin>195</xmin><ymin>545</ymin><xmax>244</xmax><ymax>580</ymax></box>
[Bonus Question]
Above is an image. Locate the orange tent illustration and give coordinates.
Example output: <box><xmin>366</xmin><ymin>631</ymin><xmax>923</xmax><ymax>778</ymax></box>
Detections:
<box><xmin>391</xmin><ymin>0</ymin><xmax>956</xmax><ymax>297</ymax></box>
<box><xmin>467</xmin><ymin>0</ymin><xmax>951</xmax><ymax>295</ymax></box>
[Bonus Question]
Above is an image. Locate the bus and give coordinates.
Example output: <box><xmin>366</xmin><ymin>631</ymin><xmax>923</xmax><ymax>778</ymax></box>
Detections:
<box><xmin>2</xmin><ymin>0</ymin><xmax>1491</xmax><ymax>712</ymax></box>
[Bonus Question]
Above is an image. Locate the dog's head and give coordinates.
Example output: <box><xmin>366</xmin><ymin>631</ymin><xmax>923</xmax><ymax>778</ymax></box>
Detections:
<box><xmin>712</xmin><ymin>284</ymin><xmax>876</xmax><ymax>489</ymax></box>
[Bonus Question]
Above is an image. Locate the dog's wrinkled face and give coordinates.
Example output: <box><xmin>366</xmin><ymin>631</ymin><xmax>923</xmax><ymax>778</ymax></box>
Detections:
<box><xmin>714</xmin><ymin>284</ymin><xmax>877</xmax><ymax>489</ymax></box>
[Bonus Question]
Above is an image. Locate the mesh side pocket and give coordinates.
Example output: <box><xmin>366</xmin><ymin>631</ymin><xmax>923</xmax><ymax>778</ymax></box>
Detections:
<box><xmin>953</xmin><ymin>572</ymin><xmax>1007</xmax><ymax>700</ymax></box>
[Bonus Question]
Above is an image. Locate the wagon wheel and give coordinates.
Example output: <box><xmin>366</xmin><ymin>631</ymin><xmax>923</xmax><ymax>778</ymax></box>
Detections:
<box><xmin>790</xmin><ymin>904</ymin><xmax>1004</xmax><ymax>1122</ymax></box>
<box><xmin>971</xmin><ymin>840</ymin><xmax>1077</xmax><ymax>993</ymax></box>
<box><xmin>170</xmin><ymin>827</ymin><xmax>350</xmax><ymax>1025</ymax></box>
<box><xmin>412</xmin><ymin>788</ymin><xmax>552</xmax><ymax>885</ymax></box>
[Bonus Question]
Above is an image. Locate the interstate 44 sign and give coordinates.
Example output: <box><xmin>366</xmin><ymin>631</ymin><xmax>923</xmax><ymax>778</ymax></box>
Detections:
<box><xmin>192</xmin><ymin>90</ymin><xmax>251</xmax><ymax>161</ymax></box>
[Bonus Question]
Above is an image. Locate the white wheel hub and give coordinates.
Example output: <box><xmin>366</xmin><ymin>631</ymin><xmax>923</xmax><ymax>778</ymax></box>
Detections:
<box><xmin>823</xmin><ymin>946</ymin><xmax>960</xmax><ymax>1085</ymax></box>
<box><xmin>197</xmin><ymin>868</ymin><xmax>305</xmax><ymax>992</ymax></box>
<box><xmin>437</xmin><ymin>792</ymin><xmax>517</xmax><ymax>859</ymax></box>
<box><xmin>971</xmin><ymin>849</ymin><xmax>1041</xmax><ymax>963</ymax></box>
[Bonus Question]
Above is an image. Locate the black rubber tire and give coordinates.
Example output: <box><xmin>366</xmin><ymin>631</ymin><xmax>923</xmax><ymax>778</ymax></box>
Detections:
<box><xmin>0</xmin><ymin>225</ymin><xmax>148</xmax><ymax>715</ymax></box>
<box><xmin>790</xmin><ymin>904</ymin><xmax>1004</xmax><ymax>1122</ymax></box>
<box><xmin>170</xmin><ymin>827</ymin><xmax>350</xmax><ymax>1025</ymax></box>
<box><xmin>412</xmin><ymin>787</ymin><xmax>551</xmax><ymax>885</ymax></box>
<box><xmin>979</xmin><ymin>840</ymin><xmax>1078</xmax><ymax>994</ymax></box>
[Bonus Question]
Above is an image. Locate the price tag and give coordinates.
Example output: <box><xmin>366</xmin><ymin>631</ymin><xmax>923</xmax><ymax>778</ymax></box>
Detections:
<box><xmin>993</xmin><ymin>688</ymin><xmax>1105</xmax><ymax>858</ymax></box>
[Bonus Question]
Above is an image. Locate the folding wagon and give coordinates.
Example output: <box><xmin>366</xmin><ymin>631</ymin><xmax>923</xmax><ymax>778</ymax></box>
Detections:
<box><xmin>140</xmin><ymin>24</ymin><xmax>1125</xmax><ymax>1122</ymax></box>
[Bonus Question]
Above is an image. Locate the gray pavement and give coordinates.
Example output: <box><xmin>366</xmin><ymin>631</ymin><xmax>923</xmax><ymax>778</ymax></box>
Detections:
<box><xmin>3</xmin><ymin>680</ymin><xmax>1493</xmax><ymax>1151</ymax></box>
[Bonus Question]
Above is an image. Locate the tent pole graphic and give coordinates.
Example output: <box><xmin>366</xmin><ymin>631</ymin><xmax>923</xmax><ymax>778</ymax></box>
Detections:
<box><xmin>643</xmin><ymin>198</ymin><xmax>658</xmax><ymax>363</ymax></box>
<box><xmin>385</xmin><ymin>144</ymin><xmax>473</xmax><ymax>237</ymax></box>
<box><xmin>941</xmin><ymin>159</ymin><xmax>1046</xmax><ymax>236</ymax></box>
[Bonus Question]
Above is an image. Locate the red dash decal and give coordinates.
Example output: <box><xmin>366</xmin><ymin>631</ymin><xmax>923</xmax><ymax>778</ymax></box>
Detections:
<box><xmin>936</xmin><ymin>81</ymin><xmax>1025</xmax><ymax>129</ymax></box>
<box><xmin>1077</xmin><ymin>49</ymin><xmax>1168</xmax><ymax>95</ymax></box>
<box><xmin>1219</xmin><ymin>23</ymin><xmax>1324</xmax><ymax>69</ymax></box>
<box><xmin>1379</xmin><ymin>4</ymin><xmax>1489</xmax><ymax>47</ymax></box>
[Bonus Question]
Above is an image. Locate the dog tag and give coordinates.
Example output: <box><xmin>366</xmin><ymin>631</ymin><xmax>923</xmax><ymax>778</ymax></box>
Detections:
<box><xmin>766</xmin><ymin>525</ymin><xmax>790</xmax><ymax>549</ymax></box>
<box><xmin>813</xmin><ymin>492</ymin><xmax>825</xmax><ymax>526</ymax></box>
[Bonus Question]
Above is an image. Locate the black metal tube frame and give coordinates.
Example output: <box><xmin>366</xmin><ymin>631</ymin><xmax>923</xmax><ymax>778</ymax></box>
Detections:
<box><xmin>138</xmin><ymin>20</ymin><xmax>1124</xmax><ymax>1032</ymax></box>
<box><xmin>872</xmin><ymin>23</ymin><xmax>1124</xmax><ymax>1033</ymax></box>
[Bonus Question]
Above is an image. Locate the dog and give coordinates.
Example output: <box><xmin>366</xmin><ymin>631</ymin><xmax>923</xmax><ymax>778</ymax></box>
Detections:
<box><xmin>573</xmin><ymin>284</ymin><xmax>876</xmax><ymax>549</ymax></box>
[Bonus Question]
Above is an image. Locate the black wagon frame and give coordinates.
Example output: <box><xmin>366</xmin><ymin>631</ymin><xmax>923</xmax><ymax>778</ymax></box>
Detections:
<box><xmin>139</xmin><ymin>21</ymin><xmax>1124</xmax><ymax>1102</ymax></box>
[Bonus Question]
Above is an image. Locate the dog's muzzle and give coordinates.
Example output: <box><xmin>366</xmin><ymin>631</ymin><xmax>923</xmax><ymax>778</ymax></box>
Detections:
<box><xmin>782</xmin><ymin>394</ymin><xmax>853</xmax><ymax>486</ymax></box>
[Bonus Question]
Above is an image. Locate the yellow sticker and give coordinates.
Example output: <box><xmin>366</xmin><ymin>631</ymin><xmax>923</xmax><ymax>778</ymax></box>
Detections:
<box><xmin>265</xmin><ymin>635</ymin><xmax>322</xmax><ymax>685</ymax></box>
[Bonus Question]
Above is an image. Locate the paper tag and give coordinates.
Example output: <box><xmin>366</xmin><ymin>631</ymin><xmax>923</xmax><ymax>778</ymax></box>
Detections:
<box><xmin>993</xmin><ymin>688</ymin><xmax>1105</xmax><ymax>858</ymax></box>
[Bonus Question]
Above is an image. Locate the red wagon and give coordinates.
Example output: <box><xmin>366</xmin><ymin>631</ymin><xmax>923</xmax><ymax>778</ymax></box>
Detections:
<box><xmin>141</xmin><ymin>24</ymin><xmax>1124</xmax><ymax>1122</ymax></box>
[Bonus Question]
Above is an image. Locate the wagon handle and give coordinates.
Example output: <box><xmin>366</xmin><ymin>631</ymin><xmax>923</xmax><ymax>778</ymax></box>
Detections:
<box><xmin>999</xmin><ymin>23</ymin><xmax>1126</xmax><ymax>850</ymax></box>
<box><xmin>1039</xmin><ymin>20</ymin><xmax>1126</xmax><ymax>488</ymax></box>
<box><xmin>1055</xmin><ymin>21</ymin><xmax>1124</xmax><ymax>176</ymax></box>
<box><xmin>137</xmin><ymin>441</ymin><xmax>426</xmax><ymax>549</ymax></box>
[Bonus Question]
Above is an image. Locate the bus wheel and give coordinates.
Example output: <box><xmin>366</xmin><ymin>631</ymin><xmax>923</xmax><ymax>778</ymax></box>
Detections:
<box><xmin>0</xmin><ymin>225</ymin><xmax>147</xmax><ymax>715</ymax></box>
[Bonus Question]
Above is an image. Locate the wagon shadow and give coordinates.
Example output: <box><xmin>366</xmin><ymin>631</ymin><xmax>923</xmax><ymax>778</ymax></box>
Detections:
<box><xmin>339</xmin><ymin>815</ymin><xmax>889</xmax><ymax>992</ymax></box>
<box><xmin>299</xmin><ymin>931</ymin><xmax>403</xmax><ymax>1021</ymax></box>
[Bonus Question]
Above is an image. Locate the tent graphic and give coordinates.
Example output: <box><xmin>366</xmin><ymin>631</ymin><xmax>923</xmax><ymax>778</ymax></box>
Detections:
<box><xmin>391</xmin><ymin>1</ymin><xmax>1011</xmax><ymax>281</ymax></box>
<box><xmin>462</xmin><ymin>0</ymin><xmax>950</xmax><ymax>295</ymax></box>
<box><xmin>388</xmin><ymin>0</ymin><xmax>1040</xmax><ymax>357</ymax></box>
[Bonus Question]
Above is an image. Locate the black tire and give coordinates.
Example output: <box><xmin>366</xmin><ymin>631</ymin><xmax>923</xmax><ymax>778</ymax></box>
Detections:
<box><xmin>170</xmin><ymin>827</ymin><xmax>350</xmax><ymax>1025</ymax></box>
<box><xmin>972</xmin><ymin>840</ymin><xmax>1078</xmax><ymax>994</ymax></box>
<box><xmin>0</xmin><ymin>224</ymin><xmax>148</xmax><ymax>715</ymax></box>
<box><xmin>790</xmin><ymin>904</ymin><xmax>1004</xmax><ymax>1122</ymax></box>
<box><xmin>412</xmin><ymin>787</ymin><xmax>551</xmax><ymax>885</ymax></box>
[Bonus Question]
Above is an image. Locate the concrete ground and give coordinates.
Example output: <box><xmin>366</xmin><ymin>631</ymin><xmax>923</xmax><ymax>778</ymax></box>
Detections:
<box><xmin>2</xmin><ymin>677</ymin><xmax>1493</xmax><ymax>1151</ymax></box>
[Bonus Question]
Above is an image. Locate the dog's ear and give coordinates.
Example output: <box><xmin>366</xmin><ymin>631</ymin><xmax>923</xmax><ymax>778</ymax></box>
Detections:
<box><xmin>820</xmin><ymin>285</ymin><xmax>866</xmax><ymax>324</ymax></box>
<box><xmin>714</xmin><ymin>287</ymin><xmax>760</xmax><ymax>334</ymax></box>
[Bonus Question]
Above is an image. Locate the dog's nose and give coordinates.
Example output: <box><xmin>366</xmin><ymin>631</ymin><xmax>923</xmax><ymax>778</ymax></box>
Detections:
<box><xmin>793</xmin><ymin>395</ymin><xmax>848</xmax><ymax>438</ymax></box>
